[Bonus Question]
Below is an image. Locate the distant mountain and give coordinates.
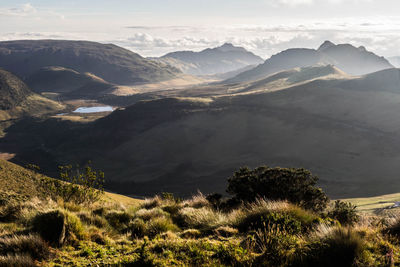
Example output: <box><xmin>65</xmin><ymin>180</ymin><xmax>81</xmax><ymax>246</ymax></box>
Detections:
<box><xmin>6</xmin><ymin>67</ymin><xmax>400</xmax><ymax>199</ymax></box>
<box><xmin>0</xmin><ymin>69</ymin><xmax>64</xmax><ymax>120</ymax></box>
<box><xmin>227</xmin><ymin>41</ymin><xmax>393</xmax><ymax>83</ymax></box>
<box><xmin>155</xmin><ymin>43</ymin><xmax>264</xmax><ymax>75</ymax></box>
<box><xmin>388</xmin><ymin>56</ymin><xmax>400</xmax><ymax>68</ymax></box>
<box><xmin>0</xmin><ymin>40</ymin><xmax>180</xmax><ymax>85</ymax></box>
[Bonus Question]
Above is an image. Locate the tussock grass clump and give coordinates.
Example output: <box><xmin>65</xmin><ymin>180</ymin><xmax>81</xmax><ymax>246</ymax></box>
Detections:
<box><xmin>105</xmin><ymin>211</ymin><xmax>132</xmax><ymax>232</ymax></box>
<box><xmin>0</xmin><ymin>203</ymin><xmax>23</xmax><ymax>223</ymax></box>
<box><xmin>0</xmin><ymin>254</ymin><xmax>36</xmax><ymax>267</ymax></box>
<box><xmin>135</xmin><ymin>208</ymin><xmax>168</xmax><ymax>221</ymax></box>
<box><xmin>175</xmin><ymin>207</ymin><xmax>230</xmax><ymax>233</ymax></box>
<box><xmin>87</xmin><ymin>227</ymin><xmax>110</xmax><ymax>245</ymax></box>
<box><xmin>298</xmin><ymin>226</ymin><xmax>367</xmax><ymax>267</ymax></box>
<box><xmin>65</xmin><ymin>211</ymin><xmax>86</xmax><ymax>241</ymax></box>
<box><xmin>0</xmin><ymin>234</ymin><xmax>50</xmax><ymax>261</ymax></box>
<box><xmin>130</xmin><ymin>218</ymin><xmax>147</xmax><ymax>238</ymax></box>
<box><xmin>214</xmin><ymin>226</ymin><xmax>238</xmax><ymax>237</ymax></box>
<box><xmin>182</xmin><ymin>192</ymin><xmax>210</xmax><ymax>209</ymax></box>
<box><xmin>130</xmin><ymin>216</ymin><xmax>179</xmax><ymax>238</ymax></box>
<box><xmin>146</xmin><ymin>217</ymin><xmax>179</xmax><ymax>237</ymax></box>
<box><xmin>77</xmin><ymin>212</ymin><xmax>109</xmax><ymax>228</ymax></box>
<box><xmin>31</xmin><ymin>209</ymin><xmax>86</xmax><ymax>246</ymax></box>
<box><xmin>180</xmin><ymin>229</ymin><xmax>201</xmax><ymax>239</ymax></box>
<box><xmin>234</xmin><ymin>199</ymin><xmax>321</xmax><ymax>233</ymax></box>
<box><xmin>31</xmin><ymin>210</ymin><xmax>66</xmax><ymax>246</ymax></box>
<box><xmin>141</xmin><ymin>196</ymin><xmax>163</xmax><ymax>209</ymax></box>
<box><xmin>384</xmin><ymin>216</ymin><xmax>400</xmax><ymax>238</ymax></box>
<box><xmin>251</xmin><ymin>224</ymin><xmax>301</xmax><ymax>266</ymax></box>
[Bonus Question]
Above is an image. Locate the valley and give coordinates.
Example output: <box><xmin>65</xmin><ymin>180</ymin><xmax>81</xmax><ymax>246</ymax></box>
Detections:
<box><xmin>0</xmin><ymin>40</ymin><xmax>399</xmax><ymax>200</ymax></box>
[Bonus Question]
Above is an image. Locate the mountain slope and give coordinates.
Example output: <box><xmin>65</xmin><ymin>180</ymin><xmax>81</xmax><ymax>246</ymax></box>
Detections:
<box><xmin>0</xmin><ymin>69</ymin><xmax>64</xmax><ymax>121</ymax></box>
<box><xmin>227</xmin><ymin>41</ymin><xmax>393</xmax><ymax>83</ymax></box>
<box><xmin>26</xmin><ymin>66</ymin><xmax>111</xmax><ymax>94</ymax></box>
<box><xmin>5</xmin><ymin>68</ymin><xmax>400</xmax><ymax>199</ymax></box>
<box><xmin>0</xmin><ymin>40</ymin><xmax>180</xmax><ymax>85</ymax></box>
<box><xmin>25</xmin><ymin>66</ymin><xmax>123</xmax><ymax>99</ymax></box>
<box><xmin>388</xmin><ymin>56</ymin><xmax>400</xmax><ymax>68</ymax></box>
<box><xmin>156</xmin><ymin>43</ymin><xmax>264</xmax><ymax>75</ymax></box>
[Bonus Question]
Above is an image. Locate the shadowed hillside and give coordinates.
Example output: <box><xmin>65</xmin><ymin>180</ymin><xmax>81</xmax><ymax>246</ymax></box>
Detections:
<box><xmin>25</xmin><ymin>66</ymin><xmax>123</xmax><ymax>99</ymax></box>
<box><xmin>4</xmin><ymin>68</ymin><xmax>400</xmax><ymax>198</ymax></box>
<box><xmin>0</xmin><ymin>40</ymin><xmax>180</xmax><ymax>85</ymax></box>
<box><xmin>0</xmin><ymin>69</ymin><xmax>64</xmax><ymax>121</ymax></box>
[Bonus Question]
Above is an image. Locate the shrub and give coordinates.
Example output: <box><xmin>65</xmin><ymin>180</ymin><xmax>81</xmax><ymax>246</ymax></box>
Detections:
<box><xmin>0</xmin><ymin>234</ymin><xmax>50</xmax><ymax>260</ymax></box>
<box><xmin>42</xmin><ymin>163</ymin><xmax>105</xmax><ymax>205</ymax></box>
<box><xmin>227</xmin><ymin>166</ymin><xmax>329</xmax><ymax>211</ymax></box>
<box><xmin>328</xmin><ymin>200</ymin><xmax>359</xmax><ymax>226</ymax></box>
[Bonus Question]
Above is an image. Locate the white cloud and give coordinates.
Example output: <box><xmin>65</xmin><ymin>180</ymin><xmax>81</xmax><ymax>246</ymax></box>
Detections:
<box><xmin>268</xmin><ymin>0</ymin><xmax>313</xmax><ymax>7</ymax></box>
<box><xmin>0</xmin><ymin>3</ymin><xmax>36</xmax><ymax>17</ymax></box>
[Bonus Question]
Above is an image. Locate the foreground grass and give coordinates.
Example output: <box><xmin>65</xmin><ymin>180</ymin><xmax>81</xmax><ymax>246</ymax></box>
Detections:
<box><xmin>1</xmin><ymin>160</ymin><xmax>400</xmax><ymax>266</ymax></box>
<box><xmin>0</xmin><ymin>192</ymin><xmax>399</xmax><ymax>266</ymax></box>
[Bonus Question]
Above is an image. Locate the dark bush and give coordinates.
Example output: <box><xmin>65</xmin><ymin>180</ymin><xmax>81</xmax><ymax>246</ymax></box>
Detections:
<box><xmin>32</xmin><ymin>209</ymin><xmax>85</xmax><ymax>246</ymax></box>
<box><xmin>227</xmin><ymin>166</ymin><xmax>329</xmax><ymax>212</ymax></box>
<box><xmin>32</xmin><ymin>210</ymin><xmax>66</xmax><ymax>246</ymax></box>
<box><xmin>328</xmin><ymin>200</ymin><xmax>359</xmax><ymax>226</ymax></box>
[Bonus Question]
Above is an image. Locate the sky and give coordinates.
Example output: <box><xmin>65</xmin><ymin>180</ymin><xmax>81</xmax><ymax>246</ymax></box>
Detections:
<box><xmin>1</xmin><ymin>0</ymin><xmax>400</xmax><ymax>59</ymax></box>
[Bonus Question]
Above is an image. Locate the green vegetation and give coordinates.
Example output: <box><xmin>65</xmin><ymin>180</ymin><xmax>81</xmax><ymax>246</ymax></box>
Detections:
<box><xmin>227</xmin><ymin>166</ymin><xmax>329</xmax><ymax>211</ymax></box>
<box><xmin>43</xmin><ymin>163</ymin><xmax>105</xmax><ymax>204</ymax></box>
<box><xmin>1</xmin><ymin>161</ymin><xmax>400</xmax><ymax>266</ymax></box>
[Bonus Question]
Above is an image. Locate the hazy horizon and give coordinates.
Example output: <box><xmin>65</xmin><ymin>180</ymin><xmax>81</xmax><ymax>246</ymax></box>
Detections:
<box><xmin>2</xmin><ymin>0</ymin><xmax>400</xmax><ymax>58</ymax></box>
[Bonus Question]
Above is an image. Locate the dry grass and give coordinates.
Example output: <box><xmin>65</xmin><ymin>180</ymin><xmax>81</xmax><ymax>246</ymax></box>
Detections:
<box><xmin>182</xmin><ymin>192</ymin><xmax>210</xmax><ymax>208</ymax></box>
<box><xmin>0</xmin><ymin>234</ymin><xmax>51</xmax><ymax>261</ymax></box>
<box><xmin>0</xmin><ymin>254</ymin><xmax>36</xmax><ymax>267</ymax></box>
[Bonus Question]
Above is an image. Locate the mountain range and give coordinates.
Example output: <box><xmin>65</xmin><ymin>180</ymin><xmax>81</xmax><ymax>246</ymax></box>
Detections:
<box><xmin>154</xmin><ymin>43</ymin><xmax>264</xmax><ymax>75</ymax></box>
<box><xmin>0</xmin><ymin>40</ymin><xmax>180</xmax><ymax>85</ymax></box>
<box><xmin>226</xmin><ymin>41</ymin><xmax>393</xmax><ymax>83</ymax></box>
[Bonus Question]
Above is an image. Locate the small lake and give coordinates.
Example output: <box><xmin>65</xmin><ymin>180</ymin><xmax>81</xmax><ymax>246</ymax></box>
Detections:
<box><xmin>73</xmin><ymin>106</ymin><xmax>114</xmax><ymax>113</ymax></box>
